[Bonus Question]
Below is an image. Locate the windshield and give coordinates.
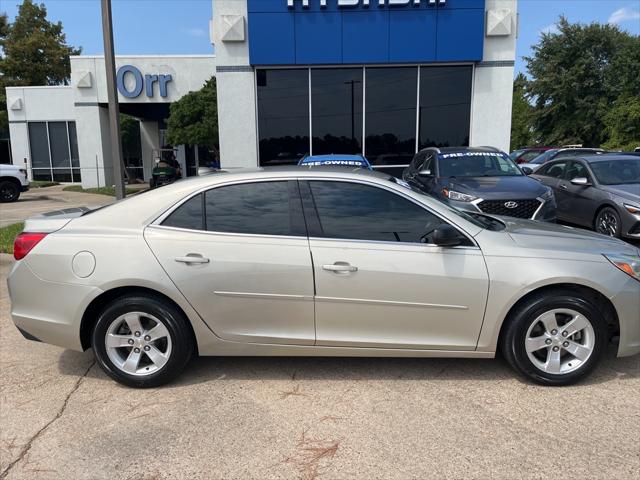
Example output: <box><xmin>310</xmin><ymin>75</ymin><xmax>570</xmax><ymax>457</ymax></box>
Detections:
<box><xmin>509</xmin><ymin>149</ymin><xmax>526</xmax><ymax>160</ymax></box>
<box><xmin>590</xmin><ymin>159</ymin><xmax>640</xmax><ymax>185</ymax></box>
<box><xmin>437</xmin><ymin>152</ymin><xmax>522</xmax><ymax>177</ymax></box>
<box><xmin>529</xmin><ymin>150</ymin><xmax>557</xmax><ymax>164</ymax></box>
<box><xmin>392</xmin><ymin>177</ymin><xmax>505</xmax><ymax>231</ymax></box>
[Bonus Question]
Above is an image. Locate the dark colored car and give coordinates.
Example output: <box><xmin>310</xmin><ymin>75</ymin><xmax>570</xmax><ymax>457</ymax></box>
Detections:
<box><xmin>403</xmin><ymin>147</ymin><xmax>556</xmax><ymax>221</ymax></box>
<box><xmin>150</xmin><ymin>158</ymin><xmax>182</xmax><ymax>189</ymax></box>
<box><xmin>531</xmin><ymin>154</ymin><xmax>640</xmax><ymax>239</ymax></box>
<box><xmin>527</xmin><ymin>148</ymin><xmax>606</xmax><ymax>171</ymax></box>
<box><xmin>509</xmin><ymin>147</ymin><xmax>555</xmax><ymax>164</ymax></box>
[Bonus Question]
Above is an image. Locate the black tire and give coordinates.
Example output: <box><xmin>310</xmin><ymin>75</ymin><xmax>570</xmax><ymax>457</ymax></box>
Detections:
<box><xmin>0</xmin><ymin>180</ymin><xmax>20</xmax><ymax>203</ymax></box>
<box><xmin>92</xmin><ymin>294</ymin><xmax>195</xmax><ymax>388</ymax></box>
<box><xmin>594</xmin><ymin>207</ymin><xmax>622</xmax><ymax>238</ymax></box>
<box><xmin>500</xmin><ymin>290</ymin><xmax>608</xmax><ymax>386</ymax></box>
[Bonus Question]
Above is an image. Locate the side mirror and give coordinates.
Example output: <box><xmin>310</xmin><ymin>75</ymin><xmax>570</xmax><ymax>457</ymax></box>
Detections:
<box><xmin>571</xmin><ymin>177</ymin><xmax>591</xmax><ymax>186</ymax></box>
<box><xmin>432</xmin><ymin>224</ymin><xmax>463</xmax><ymax>247</ymax></box>
<box><xmin>521</xmin><ymin>166</ymin><xmax>533</xmax><ymax>175</ymax></box>
<box><xmin>418</xmin><ymin>169</ymin><xmax>433</xmax><ymax>177</ymax></box>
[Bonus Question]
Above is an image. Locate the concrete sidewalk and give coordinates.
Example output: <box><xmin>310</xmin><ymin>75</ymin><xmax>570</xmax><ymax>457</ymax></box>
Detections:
<box><xmin>0</xmin><ymin>185</ymin><xmax>145</xmax><ymax>227</ymax></box>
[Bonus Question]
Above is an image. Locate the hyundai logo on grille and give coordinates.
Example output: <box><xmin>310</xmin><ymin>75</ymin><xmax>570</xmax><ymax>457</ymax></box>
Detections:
<box><xmin>504</xmin><ymin>201</ymin><xmax>519</xmax><ymax>209</ymax></box>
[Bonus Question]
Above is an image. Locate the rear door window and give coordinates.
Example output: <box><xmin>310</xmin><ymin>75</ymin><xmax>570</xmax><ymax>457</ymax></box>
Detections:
<box><xmin>205</xmin><ymin>181</ymin><xmax>305</xmax><ymax>236</ymax></box>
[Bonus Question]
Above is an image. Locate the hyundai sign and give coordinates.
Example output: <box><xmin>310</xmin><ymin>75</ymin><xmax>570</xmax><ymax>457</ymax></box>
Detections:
<box><xmin>248</xmin><ymin>0</ymin><xmax>484</xmax><ymax>65</ymax></box>
<box><xmin>287</xmin><ymin>0</ymin><xmax>446</xmax><ymax>7</ymax></box>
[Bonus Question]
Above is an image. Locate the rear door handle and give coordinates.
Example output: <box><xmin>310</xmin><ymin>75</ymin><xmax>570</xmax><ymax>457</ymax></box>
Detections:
<box><xmin>175</xmin><ymin>254</ymin><xmax>210</xmax><ymax>265</ymax></box>
<box><xmin>323</xmin><ymin>262</ymin><xmax>358</xmax><ymax>273</ymax></box>
<box><xmin>559</xmin><ymin>184</ymin><xmax>568</xmax><ymax>190</ymax></box>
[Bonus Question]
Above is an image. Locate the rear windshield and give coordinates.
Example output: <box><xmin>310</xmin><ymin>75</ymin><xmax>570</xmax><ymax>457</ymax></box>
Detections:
<box><xmin>437</xmin><ymin>152</ymin><xmax>522</xmax><ymax>177</ymax></box>
<box><xmin>590</xmin><ymin>159</ymin><xmax>640</xmax><ymax>185</ymax></box>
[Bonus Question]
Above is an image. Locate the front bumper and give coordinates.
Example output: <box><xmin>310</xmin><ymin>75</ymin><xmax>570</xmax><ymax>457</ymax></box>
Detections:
<box><xmin>21</xmin><ymin>184</ymin><xmax>30</xmax><ymax>192</ymax></box>
<box><xmin>611</xmin><ymin>275</ymin><xmax>640</xmax><ymax>357</ymax></box>
<box><xmin>621</xmin><ymin>210</ymin><xmax>640</xmax><ymax>239</ymax></box>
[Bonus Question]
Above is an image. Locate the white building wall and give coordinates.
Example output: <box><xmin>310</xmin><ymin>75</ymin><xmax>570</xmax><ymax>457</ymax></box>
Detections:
<box><xmin>212</xmin><ymin>0</ymin><xmax>259</xmax><ymax>169</ymax></box>
<box><xmin>5</xmin><ymin>86</ymin><xmax>75</xmax><ymax>179</ymax></box>
<box><xmin>470</xmin><ymin>0</ymin><xmax>518</xmax><ymax>152</ymax></box>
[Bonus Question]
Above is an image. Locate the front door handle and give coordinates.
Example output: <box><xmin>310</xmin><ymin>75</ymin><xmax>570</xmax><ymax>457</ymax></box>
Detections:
<box><xmin>559</xmin><ymin>184</ymin><xmax>568</xmax><ymax>190</ymax></box>
<box><xmin>175</xmin><ymin>254</ymin><xmax>210</xmax><ymax>265</ymax></box>
<box><xmin>323</xmin><ymin>262</ymin><xmax>358</xmax><ymax>273</ymax></box>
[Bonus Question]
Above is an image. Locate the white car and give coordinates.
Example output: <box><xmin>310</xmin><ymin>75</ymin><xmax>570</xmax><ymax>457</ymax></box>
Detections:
<box><xmin>0</xmin><ymin>164</ymin><xmax>30</xmax><ymax>202</ymax></box>
<box><xmin>8</xmin><ymin>167</ymin><xmax>640</xmax><ymax>388</ymax></box>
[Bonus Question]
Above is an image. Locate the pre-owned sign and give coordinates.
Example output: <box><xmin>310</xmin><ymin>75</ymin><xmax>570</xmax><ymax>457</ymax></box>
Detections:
<box><xmin>287</xmin><ymin>0</ymin><xmax>445</xmax><ymax>7</ymax></box>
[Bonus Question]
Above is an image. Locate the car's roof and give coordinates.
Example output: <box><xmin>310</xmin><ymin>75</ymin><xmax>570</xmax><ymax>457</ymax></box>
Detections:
<box><xmin>304</xmin><ymin>154</ymin><xmax>365</xmax><ymax>160</ymax></box>
<box><xmin>420</xmin><ymin>146</ymin><xmax>504</xmax><ymax>155</ymax></box>
<box><xmin>578</xmin><ymin>153</ymin><xmax>640</xmax><ymax>163</ymax></box>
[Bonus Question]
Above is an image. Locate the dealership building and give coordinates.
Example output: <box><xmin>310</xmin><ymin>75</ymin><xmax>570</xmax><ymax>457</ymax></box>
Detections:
<box><xmin>6</xmin><ymin>0</ymin><xmax>518</xmax><ymax>187</ymax></box>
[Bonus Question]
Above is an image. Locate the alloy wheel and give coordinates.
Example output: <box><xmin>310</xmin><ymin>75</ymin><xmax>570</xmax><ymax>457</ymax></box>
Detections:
<box><xmin>105</xmin><ymin>312</ymin><xmax>172</xmax><ymax>376</ymax></box>
<box><xmin>596</xmin><ymin>210</ymin><xmax>618</xmax><ymax>237</ymax></box>
<box><xmin>525</xmin><ymin>308</ymin><xmax>595</xmax><ymax>375</ymax></box>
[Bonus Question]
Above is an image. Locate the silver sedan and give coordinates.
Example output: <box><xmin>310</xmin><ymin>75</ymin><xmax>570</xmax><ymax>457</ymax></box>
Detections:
<box><xmin>8</xmin><ymin>167</ymin><xmax>640</xmax><ymax>387</ymax></box>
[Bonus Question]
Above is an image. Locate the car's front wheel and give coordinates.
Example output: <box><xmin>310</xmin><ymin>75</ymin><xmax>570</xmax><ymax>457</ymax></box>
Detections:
<box><xmin>92</xmin><ymin>294</ymin><xmax>194</xmax><ymax>388</ymax></box>
<box><xmin>501</xmin><ymin>290</ymin><xmax>608</xmax><ymax>386</ymax></box>
<box><xmin>595</xmin><ymin>207</ymin><xmax>621</xmax><ymax>238</ymax></box>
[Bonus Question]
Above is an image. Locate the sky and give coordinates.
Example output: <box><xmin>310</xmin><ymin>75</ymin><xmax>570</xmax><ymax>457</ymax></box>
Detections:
<box><xmin>1</xmin><ymin>0</ymin><xmax>639</xmax><ymax>75</ymax></box>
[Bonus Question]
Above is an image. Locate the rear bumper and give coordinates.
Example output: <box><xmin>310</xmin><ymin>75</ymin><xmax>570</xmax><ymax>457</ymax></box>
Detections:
<box><xmin>7</xmin><ymin>259</ymin><xmax>101</xmax><ymax>351</ymax></box>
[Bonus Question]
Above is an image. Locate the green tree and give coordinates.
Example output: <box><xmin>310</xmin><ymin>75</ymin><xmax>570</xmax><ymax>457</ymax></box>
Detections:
<box><xmin>0</xmin><ymin>1</ymin><xmax>81</xmax><ymax>86</ymax></box>
<box><xmin>166</xmin><ymin>77</ymin><xmax>218</xmax><ymax>152</ymax></box>
<box><xmin>510</xmin><ymin>73</ymin><xmax>534</xmax><ymax>150</ymax></box>
<box><xmin>602</xmin><ymin>94</ymin><xmax>640</xmax><ymax>151</ymax></box>
<box><xmin>525</xmin><ymin>17</ymin><xmax>638</xmax><ymax>147</ymax></box>
<box><xmin>0</xmin><ymin>2</ymin><xmax>81</xmax><ymax>138</ymax></box>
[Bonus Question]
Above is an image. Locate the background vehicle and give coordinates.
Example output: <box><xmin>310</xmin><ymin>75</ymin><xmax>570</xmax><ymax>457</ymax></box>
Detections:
<box><xmin>531</xmin><ymin>154</ymin><xmax>640</xmax><ymax>239</ymax></box>
<box><xmin>9</xmin><ymin>168</ymin><xmax>640</xmax><ymax>388</ymax></box>
<box><xmin>150</xmin><ymin>154</ymin><xmax>182</xmax><ymax>189</ymax></box>
<box><xmin>510</xmin><ymin>147</ymin><xmax>555</xmax><ymax>164</ymax></box>
<box><xmin>0</xmin><ymin>163</ymin><xmax>29</xmax><ymax>202</ymax></box>
<box><xmin>527</xmin><ymin>148</ymin><xmax>606</xmax><ymax>172</ymax></box>
<box><xmin>403</xmin><ymin>147</ymin><xmax>556</xmax><ymax>221</ymax></box>
<box><xmin>299</xmin><ymin>154</ymin><xmax>372</xmax><ymax>169</ymax></box>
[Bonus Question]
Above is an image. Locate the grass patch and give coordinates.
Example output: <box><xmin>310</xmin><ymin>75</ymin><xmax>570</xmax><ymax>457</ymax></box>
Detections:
<box><xmin>29</xmin><ymin>180</ymin><xmax>60</xmax><ymax>188</ymax></box>
<box><xmin>0</xmin><ymin>223</ymin><xmax>24</xmax><ymax>254</ymax></box>
<box><xmin>62</xmin><ymin>185</ymin><xmax>137</xmax><ymax>196</ymax></box>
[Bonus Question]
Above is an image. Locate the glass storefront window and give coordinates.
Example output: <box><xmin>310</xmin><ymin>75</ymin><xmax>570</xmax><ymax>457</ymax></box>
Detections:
<box><xmin>365</xmin><ymin>67</ymin><xmax>417</xmax><ymax>170</ymax></box>
<box><xmin>419</xmin><ymin>66</ymin><xmax>472</xmax><ymax>149</ymax></box>
<box><xmin>257</xmin><ymin>69</ymin><xmax>310</xmax><ymax>166</ymax></box>
<box><xmin>27</xmin><ymin>121</ymin><xmax>80</xmax><ymax>182</ymax></box>
<box><xmin>256</xmin><ymin>66</ymin><xmax>473</xmax><ymax>170</ymax></box>
<box><xmin>311</xmin><ymin>68</ymin><xmax>363</xmax><ymax>156</ymax></box>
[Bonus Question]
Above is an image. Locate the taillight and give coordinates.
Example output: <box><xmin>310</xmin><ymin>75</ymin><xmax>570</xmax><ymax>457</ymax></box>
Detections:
<box><xmin>13</xmin><ymin>232</ymin><xmax>48</xmax><ymax>260</ymax></box>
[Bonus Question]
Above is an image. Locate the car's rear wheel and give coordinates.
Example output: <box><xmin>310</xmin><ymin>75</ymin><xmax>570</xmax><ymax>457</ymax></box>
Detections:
<box><xmin>0</xmin><ymin>180</ymin><xmax>20</xmax><ymax>203</ymax></box>
<box><xmin>92</xmin><ymin>295</ymin><xmax>194</xmax><ymax>388</ymax></box>
<box><xmin>595</xmin><ymin>207</ymin><xmax>621</xmax><ymax>238</ymax></box>
<box><xmin>501</xmin><ymin>291</ymin><xmax>608</xmax><ymax>386</ymax></box>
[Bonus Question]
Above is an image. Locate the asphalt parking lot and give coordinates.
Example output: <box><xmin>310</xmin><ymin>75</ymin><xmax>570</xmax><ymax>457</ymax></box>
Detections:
<box><xmin>0</xmin><ymin>256</ymin><xmax>639</xmax><ymax>480</ymax></box>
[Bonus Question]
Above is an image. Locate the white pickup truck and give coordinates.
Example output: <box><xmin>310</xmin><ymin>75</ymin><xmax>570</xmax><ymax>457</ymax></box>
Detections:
<box><xmin>0</xmin><ymin>164</ymin><xmax>30</xmax><ymax>202</ymax></box>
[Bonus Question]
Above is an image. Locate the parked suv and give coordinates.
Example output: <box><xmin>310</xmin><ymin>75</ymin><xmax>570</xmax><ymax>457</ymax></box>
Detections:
<box><xmin>403</xmin><ymin>147</ymin><xmax>556</xmax><ymax>221</ymax></box>
<box><xmin>0</xmin><ymin>164</ymin><xmax>29</xmax><ymax>202</ymax></box>
<box><xmin>509</xmin><ymin>146</ymin><xmax>555</xmax><ymax>164</ymax></box>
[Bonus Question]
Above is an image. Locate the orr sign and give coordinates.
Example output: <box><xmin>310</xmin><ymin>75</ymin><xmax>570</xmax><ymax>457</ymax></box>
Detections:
<box><xmin>287</xmin><ymin>0</ymin><xmax>446</xmax><ymax>7</ymax></box>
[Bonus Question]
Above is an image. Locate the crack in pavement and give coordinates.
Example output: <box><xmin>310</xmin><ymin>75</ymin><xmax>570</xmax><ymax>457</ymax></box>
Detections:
<box><xmin>0</xmin><ymin>360</ymin><xmax>96</xmax><ymax>479</ymax></box>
